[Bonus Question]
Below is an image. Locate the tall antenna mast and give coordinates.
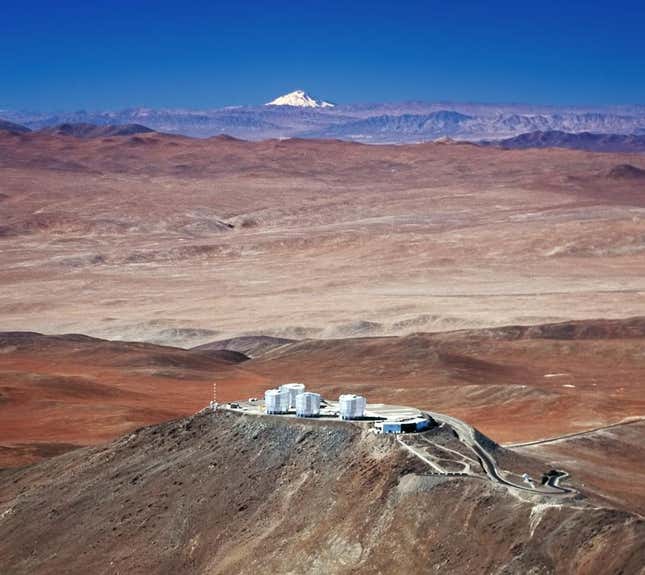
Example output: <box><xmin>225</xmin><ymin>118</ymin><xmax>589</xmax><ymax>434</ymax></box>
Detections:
<box><xmin>210</xmin><ymin>381</ymin><xmax>218</xmax><ymax>411</ymax></box>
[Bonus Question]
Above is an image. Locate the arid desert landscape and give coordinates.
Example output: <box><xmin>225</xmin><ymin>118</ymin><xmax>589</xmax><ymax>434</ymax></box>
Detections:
<box><xmin>4</xmin><ymin>0</ymin><xmax>645</xmax><ymax>570</ymax></box>
<box><xmin>1</xmin><ymin>126</ymin><xmax>644</xmax><ymax>573</ymax></box>
<box><xmin>2</xmin><ymin>130</ymin><xmax>645</xmax><ymax>343</ymax></box>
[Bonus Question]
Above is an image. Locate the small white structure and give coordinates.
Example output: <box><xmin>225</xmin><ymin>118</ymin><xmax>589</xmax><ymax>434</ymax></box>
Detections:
<box><xmin>265</xmin><ymin>388</ymin><xmax>290</xmax><ymax>414</ymax></box>
<box><xmin>295</xmin><ymin>392</ymin><xmax>321</xmax><ymax>417</ymax></box>
<box><xmin>279</xmin><ymin>383</ymin><xmax>306</xmax><ymax>408</ymax></box>
<box><xmin>375</xmin><ymin>417</ymin><xmax>430</xmax><ymax>434</ymax></box>
<box><xmin>339</xmin><ymin>394</ymin><xmax>366</xmax><ymax>420</ymax></box>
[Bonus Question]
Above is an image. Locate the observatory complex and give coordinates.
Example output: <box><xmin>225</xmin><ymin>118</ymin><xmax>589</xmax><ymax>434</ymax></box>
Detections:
<box><xmin>216</xmin><ymin>384</ymin><xmax>574</xmax><ymax>496</ymax></box>
<box><xmin>223</xmin><ymin>382</ymin><xmax>433</xmax><ymax>434</ymax></box>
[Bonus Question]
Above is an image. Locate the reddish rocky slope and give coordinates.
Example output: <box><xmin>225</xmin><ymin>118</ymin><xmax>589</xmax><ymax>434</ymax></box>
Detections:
<box><xmin>0</xmin><ymin>411</ymin><xmax>642</xmax><ymax>574</ymax></box>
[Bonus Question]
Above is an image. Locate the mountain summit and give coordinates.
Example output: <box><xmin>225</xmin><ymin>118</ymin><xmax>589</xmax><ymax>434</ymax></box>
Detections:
<box><xmin>265</xmin><ymin>89</ymin><xmax>334</xmax><ymax>108</ymax></box>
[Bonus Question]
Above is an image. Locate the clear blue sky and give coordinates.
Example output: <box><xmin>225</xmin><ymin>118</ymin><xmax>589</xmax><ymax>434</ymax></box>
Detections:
<box><xmin>2</xmin><ymin>0</ymin><xmax>644</xmax><ymax>110</ymax></box>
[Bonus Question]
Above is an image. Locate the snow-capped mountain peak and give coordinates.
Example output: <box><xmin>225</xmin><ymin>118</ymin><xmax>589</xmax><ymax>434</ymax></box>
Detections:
<box><xmin>265</xmin><ymin>90</ymin><xmax>335</xmax><ymax>108</ymax></box>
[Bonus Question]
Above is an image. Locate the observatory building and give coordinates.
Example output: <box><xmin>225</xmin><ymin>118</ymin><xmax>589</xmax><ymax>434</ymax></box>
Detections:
<box><xmin>265</xmin><ymin>388</ymin><xmax>290</xmax><ymax>414</ymax></box>
<box><xmin>230</xmin><ymin>385</ymin><xmax>433</xmax><ymax>435</ymax></box>
<box><xmin>376</xmin><ymin>417</ymin><xmax>431</xmax><ymax>434</ymax></box>
<box><xmin>295</xmin><ymin>392</ymin><xmax>321</xmax><ymax>418</ymax></box>
<box><xmin>339</xmin><ymin>394</ymin><xmax>366</xmax><ymax>420</ymax></box>
<box><xmin>279</xmin><ymin>383</ymin><xmax>306</xmax><ymax>408</ymax></box>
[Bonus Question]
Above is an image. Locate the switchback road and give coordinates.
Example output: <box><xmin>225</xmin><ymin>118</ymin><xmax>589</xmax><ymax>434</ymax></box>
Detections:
<box><xmin>403</xmin><ymin>410</ymin><xmax>577</xmax><ymax>496</ymax></box>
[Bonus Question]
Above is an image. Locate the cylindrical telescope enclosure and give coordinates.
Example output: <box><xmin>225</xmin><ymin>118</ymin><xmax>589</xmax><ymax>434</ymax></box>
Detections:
<box><xmin>338</xmin><ymin>394</ymin><xmax>366</xmax><ymax>420</ymax></box>
<box><xmin>279</xmin><ymin>383</ymin><xmax>305</xmax><ymax>408</ymax></box>
<box><xmin>265</xmin><ymin>388</ymin><xmax>290</xmax><ymax>414</ymax></box>
<box><xmin>295</xmin><ymin>392</ymin><xmax>321</xmax><ymax>417</ymax></box>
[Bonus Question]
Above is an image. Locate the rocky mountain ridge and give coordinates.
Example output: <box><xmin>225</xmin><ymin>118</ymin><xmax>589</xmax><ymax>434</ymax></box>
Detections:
<box><xmin>1</xmin><ymin>410</ymin><xmax>643</xmax><ymax>574</ymax></box>
<box><xmin>4</xmin><ymin>101</ymin><xmax>645</xmax><ymax>141</ymax></box>
<box><xmin>484</xmin><ymin>130</ymin><xmax>645</xmax><ymax>152</ymax></box>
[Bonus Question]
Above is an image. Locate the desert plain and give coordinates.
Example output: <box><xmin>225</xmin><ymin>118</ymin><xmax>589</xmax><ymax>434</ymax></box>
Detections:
<box><xmin>2</xmin><ymin>130</ymin><xmax>645</xmax><ymax>452</ymax></box>
<box><xmin>1</xmin><ymin>128</ymin><xmax>645</xmax><ymax>573</ymax></box>
<box><xmin>1</xmin><ymin>132</ymin><xmax>644</xmax><ymax>343</ymax></box>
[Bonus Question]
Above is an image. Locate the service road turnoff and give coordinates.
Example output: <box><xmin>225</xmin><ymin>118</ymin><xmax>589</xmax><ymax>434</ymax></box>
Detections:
<box><xmin>395</xmin><ymin>410</ymin><xmax>577</xmax><ymax>496</ymax></box>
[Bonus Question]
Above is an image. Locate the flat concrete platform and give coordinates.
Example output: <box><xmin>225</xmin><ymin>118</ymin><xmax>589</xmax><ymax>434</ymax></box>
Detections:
<box><xmin>223</xmin><ymin>398</ymin><xmax>428</xmax><ymax>425</ymax></box>
<box><xmin>364</xmin><ymin>403</ymin><xmax>425</xmax><ymax>421</ymax></box>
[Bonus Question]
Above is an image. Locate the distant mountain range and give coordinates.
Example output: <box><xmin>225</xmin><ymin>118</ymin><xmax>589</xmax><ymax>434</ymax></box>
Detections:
<box><xmin>303</xmin><ymin>110</ymin><xmax>645</xmax><ymax>143</ymax></box>
<box><xmin>38</xmin><ymin>123</ymin><xmax>154</xmax><ymax>138</ymax></box>
<box><xmin>2</xmin><ymin>91</ymin><xmax>645</xmax><ymax>147</ymax></box>
<box><xmin>0</xmin><ymin>119</ymin><xmax>31</xmax><ymax>134</ymax></box>
<box><xmin>483</xmin><ymin>130</ymin><xmax>645</xmax><ymax>153</ymax></box>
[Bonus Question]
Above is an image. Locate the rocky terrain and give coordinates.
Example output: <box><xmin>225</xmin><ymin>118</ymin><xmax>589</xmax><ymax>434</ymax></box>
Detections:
<box><xmin>1</xmin><ymin>132</ymin><xmax>645</xmax><ymax>346</ymax></box>
<box><xmin>0</xmin><ymin>410</ymin><xmax>643</xmax><ymax>574</ymax></box>
<box><xmin>0</xmin><ymin>331</ymin><xmax>256</xmax><ymax>467</ymax></box>
<box><xmin>485</xmin><ymin>130</ymin><xmax>645</xmax><ymax>152</ymax></box>
<box><xmin>0</xmin><ymin>119</ymin><xmax>31</xmax><ymax>134</ymax></box>
<box><xmin>3</xmin><ymin>99</ymin><xmax>645</xmax><ymax>141</ymax></box>
<box><xmin>38</xmin><ymin>123</ymin><xmax>155</xmax><ymax>138</ymax></box>
<box><xmin>608</xmin><ymin>164</ymin><xmax>645</xmax><ymax>179</ymax></box>
<box><xmin>2</xmin><ymin>315</ymin><xmax>644</xmax><ymax>517</ymax></box>
<box><xmin>516</xmin><ymin>420</ymin><xmax>645</xmax><ymax>516</ymax></box>
<box><xmin>1</xmin><ymin>126</ymin><xmax>644</xmax><ymax>573</ymax></box>
<box><xmin>192</xmin><ymin>335</ymin><xmax>295</xmax><ymax>357</ymax></box>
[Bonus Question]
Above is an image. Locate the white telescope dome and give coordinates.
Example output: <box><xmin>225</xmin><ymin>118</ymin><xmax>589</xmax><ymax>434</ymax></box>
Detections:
<box><xmin>338</xmin><ymin>394</ymin><xmax>366</xmax><ymax>420</ymax></box>
<box><xmin>279</xmin><ymin>383</ymin><xmax>306</xmax><ymax>408</ymax></box>
<box><xmin>265</xmin><ymin>388</ymin><xmax>290</xmax><ymax>414</ymax></box>
<box><xmin>295</xmin><ymin>392</ymin><xmax>321</xmax><ymax>417</ymax></box>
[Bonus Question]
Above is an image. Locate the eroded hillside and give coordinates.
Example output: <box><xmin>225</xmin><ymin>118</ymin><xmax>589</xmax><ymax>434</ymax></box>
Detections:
<box><xmin>2</xmin><ymin>317</ymin><xmax>644</xmax><ymax>471</ymax></box>
<box><xmin>1</xmin><ymin>411</ymin><xmax>643</xmax><ymax>574</ymax></box>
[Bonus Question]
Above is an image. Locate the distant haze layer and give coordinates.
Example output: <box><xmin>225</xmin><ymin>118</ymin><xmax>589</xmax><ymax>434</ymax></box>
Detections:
<box><xmin>3</xmin><ymin>96</ymin><xmax>645</xmax><ymax>142</ymax></box>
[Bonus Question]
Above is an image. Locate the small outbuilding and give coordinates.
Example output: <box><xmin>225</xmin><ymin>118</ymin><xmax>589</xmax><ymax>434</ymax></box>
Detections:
<box><xmin>376</xmin><ymin>417</ymin><xmax>431</xmax><ymax>434</ymax></box>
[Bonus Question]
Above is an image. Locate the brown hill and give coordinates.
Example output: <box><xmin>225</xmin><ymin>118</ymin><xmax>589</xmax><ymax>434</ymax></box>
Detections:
<box><xmin>0</xmin><ymin>119</ymin><xmax>30</xmax><ymax>134</ymax></box>
<box><xmin>192</xmin><ymin>335</ymin><xmax>295</xmax><ymax>357</ymax></box>
<box><xmin>2</xmin><ymin>317</ymin><xmax>644</xmax><ymax>469</ymax></box>
<box><xmin>608</xmin><ymin>163</ymin><xmax>645</xmax><ymax>179</ymax></box>
<box><xmin>487</xmin><ymin>130</ymin><xmax>645</xmax><ymax>153</ymax></box>
<box><xmin>38</xmin><ymin>122</ymin><xmax>154</xmax><ymax>138</ymax></box>
<box><xmin>0</xmin><ymin>410</ymin><xmax>642</xmax><ymax>575</ymax></box>
<box><xmin>244</xmin><ymin>318</ymin><xmax>645</xmax><ymax>443</ymax></box>
<box><xmin>0</xmin><ymin>331</ymin><xmax>262</xmax><ymax>467</ymax></box>
<box><xmin>517</xmin><ymin>420</ymin><xmax>645</xmax><ymax>515</ymax></box>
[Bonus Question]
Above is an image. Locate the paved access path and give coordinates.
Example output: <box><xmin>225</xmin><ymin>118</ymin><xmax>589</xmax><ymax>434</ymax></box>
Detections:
<box><xmin>503</xmin><ymin>416</ymin><xmax>645</xmax><ymax>449</ymax></box>
<box><xmin>398</xmin><ymin>410</ymin><xmax>577</xmax><ymax>496</ymax></box>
